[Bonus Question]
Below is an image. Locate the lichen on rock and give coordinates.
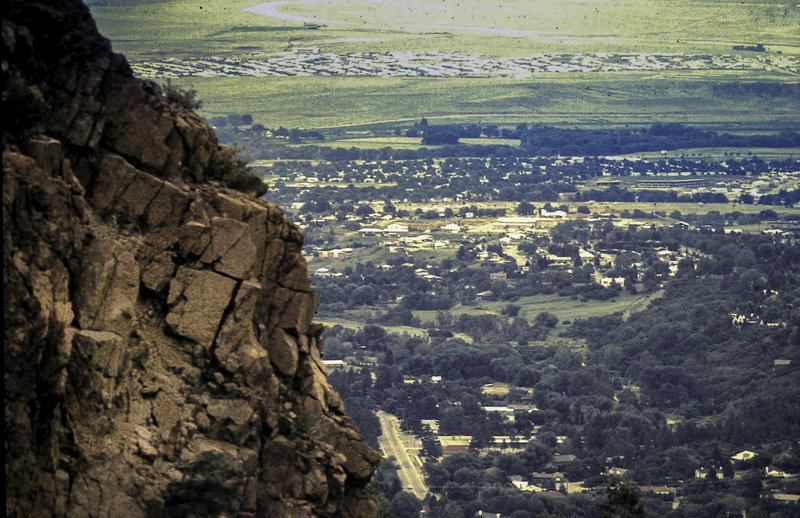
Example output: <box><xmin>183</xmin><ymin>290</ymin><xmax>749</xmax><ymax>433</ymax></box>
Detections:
<box><xmin>3</xmin><ymin>1</ymin><xmax>380</xmax><ymax>517</ymax></box>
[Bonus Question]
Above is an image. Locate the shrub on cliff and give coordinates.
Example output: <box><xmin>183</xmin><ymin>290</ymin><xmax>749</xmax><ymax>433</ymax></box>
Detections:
<box><xmin>2</xmin><ymin>73</ymin><xmax>48</xmax><ymax>145</ymax></box>
<box><xmin>207</xmin><ymin>145</ymin><xmax>268</xmax><ymax>197</ymax></box>
<box><xmin>162</xmin><ymin>80</ymin><xmax>202</xmax><ymax>111</ymax></box>
<box><xmin>157</xmin><ymin>81</ymin><xmax>266</xmax><ymax>197</ymax></box>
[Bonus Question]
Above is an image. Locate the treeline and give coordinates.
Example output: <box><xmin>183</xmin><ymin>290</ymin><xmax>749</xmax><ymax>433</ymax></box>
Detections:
<box><xmin>759</xmin><ymin>188</ymin><xmax>800</xmax><ymax>207</ymax></box>
<box><xmin>575</xmin><ymin>185</ymin><xmax>733</xmax><ymax>204</ymax></box>
<box><xmin>523</xmin><ymin>122</ymin><xmax>798</xmax><ymax>156</ymax></box>
<box><xmin>212</xmin><ymin>113</ymin><xmax>799</xmax><ymax>162</ymax></box>
<box><xmin>405</xmin><ymin>118</ymin><xmax>505</xmax><ymax>141</ymax></box>
<box><xmin>210</xmin><ymin>114</ymin><xmax>325</xmax><ymax>142</ymax></box>
<box><xmin>576</xmin><ymin>185</ymin><xmax>800</xmax><ymax>206</ymax></box>
<box><xmin>406</xmin><ymin>119</ymin><xmax>800</xmax><ymax>156</ymax></box>
<box><xmin>250</xmin><ymin>137</ymin><xmax>797</xmax><ymax>161</ymax></box>
<box><xmin>520</xmin><ymin>123</ymin><xmax>799</xmax><ymax>156</ymax></box>
<box><xmin>405</xmin><ymin>120</ymin><xmax>800</xmax><ymax>156</ymax></box>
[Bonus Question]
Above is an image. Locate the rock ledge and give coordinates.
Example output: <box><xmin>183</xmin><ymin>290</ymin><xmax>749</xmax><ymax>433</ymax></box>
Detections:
<box><xmin>3</xmin><ymin>2</ymin><xmax>379</xmax><ymax>517</ymax></box>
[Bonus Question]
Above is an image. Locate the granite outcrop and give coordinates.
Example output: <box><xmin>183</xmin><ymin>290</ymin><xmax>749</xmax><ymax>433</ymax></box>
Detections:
<box><xmin>3</xmin><ymin>1</ymin><xmax>380</xmax><ymax>517</ymax></box>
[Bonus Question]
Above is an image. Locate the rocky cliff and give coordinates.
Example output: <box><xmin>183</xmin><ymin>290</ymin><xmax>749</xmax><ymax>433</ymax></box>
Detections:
<box><xmin>2</xmin><ymin>2</ymin><xmax>380</xmax><ymax>517</ymax></box>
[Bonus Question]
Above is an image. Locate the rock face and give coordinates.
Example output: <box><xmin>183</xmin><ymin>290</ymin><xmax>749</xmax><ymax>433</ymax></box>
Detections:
<box><xmin>2</xmin><ymin>2</ymin><xmax>380</xmax><ymax>517</ymax></box>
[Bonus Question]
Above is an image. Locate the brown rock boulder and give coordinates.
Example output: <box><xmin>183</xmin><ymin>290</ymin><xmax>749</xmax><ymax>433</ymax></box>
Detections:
<box><xmin>166</xmin><ymin>266</ymin><xmax>237</xmax><ymax>348</ymax></box>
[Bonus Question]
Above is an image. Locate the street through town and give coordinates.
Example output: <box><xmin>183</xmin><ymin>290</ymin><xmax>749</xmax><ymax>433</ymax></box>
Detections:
<box><xmin>377</xmin><ymin>410</ymin><xmax>428</xmax><ymax>500</ymax></box>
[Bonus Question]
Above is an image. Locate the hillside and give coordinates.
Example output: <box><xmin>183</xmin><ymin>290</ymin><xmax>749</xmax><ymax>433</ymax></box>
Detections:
<box><xmin>2</xmin><ymin>1</ymin><xmax>379</xmax><ymax>517</ymax></box>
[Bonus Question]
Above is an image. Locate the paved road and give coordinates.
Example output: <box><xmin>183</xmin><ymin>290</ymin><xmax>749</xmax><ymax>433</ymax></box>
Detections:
<box><xmin>377</xmin><ymin>410</ymin><xmax>428</xmax><ymax>500</ymax></box>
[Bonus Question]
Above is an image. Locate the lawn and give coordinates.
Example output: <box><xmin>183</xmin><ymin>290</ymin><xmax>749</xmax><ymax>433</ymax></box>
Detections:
<box><xmin>410</xmin><ymin>289</ymin><xmax>664</xmax><ymax>328</ymax></box>
<box><xmin>482</xmin><ymin>289</ymin><xmax>664</xmax><ymax>323</ymax></box>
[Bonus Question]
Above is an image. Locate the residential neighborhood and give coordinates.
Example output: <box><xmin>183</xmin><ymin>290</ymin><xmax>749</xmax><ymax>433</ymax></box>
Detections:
<box><xmin>280</xmin><ymin>149</ymin><xmax>798</xmax><ymax>517</ymax></box>
<box><xmin>130</xmin><ymin>49</ymin><xmax>800</xmax><ymax>78</ymax></box>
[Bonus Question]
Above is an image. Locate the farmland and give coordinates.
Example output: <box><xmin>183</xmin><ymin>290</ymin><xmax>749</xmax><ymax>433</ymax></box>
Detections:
<box><xmin>90</xmin><ymin>0</ymin><xmax>800</xmax><ymax>132</ymax></box>
<box><xmin>90</xmin><ymin>0</ymin><xmax>800</xmax><ymax>60</ymax></box>
<box><xmin>162</xmin><ymin>72</ymin><xmax>800</xmax><ymax>131</ymax></box>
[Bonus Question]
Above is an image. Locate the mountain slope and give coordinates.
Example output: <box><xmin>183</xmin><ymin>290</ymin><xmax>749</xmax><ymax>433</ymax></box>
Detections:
<box><xmin>2</xmin><ymin>1</ymin><xmax>379</xmax><ymax>517</ymax></box>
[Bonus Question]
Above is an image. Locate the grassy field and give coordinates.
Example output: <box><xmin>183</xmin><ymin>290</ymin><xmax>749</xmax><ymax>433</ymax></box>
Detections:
<box><xmin>580</xmin><ymin>201</ymin><xmax>798</xmax><ymax>217</ymax></box>
<box><xmin>92</xmin><ymin>0</ymin><xmax>800</xmax><ymax>59</ymax></box>
<box><xmin>89</xmin><ymin>1</ymin><xmax>800</xmax><ymax>133</ymax></box>
<box><xmin>315</xmin><ymin>317</ymin><xmax>429</xmax><ymax>337</ymax></box>
<box><xmin>620</xmin><ymin>147</ymin><xmax>800</xmax><ymax>161</ymax></box>
<box><xmin>318</xmin><ymin>136</ymin><xmax>430</xmax><ymax>150</ymax></box>
<box><xmin>165</xmin><ymin>71</ymin><xmax>800</xmax><ymax>130</ymax></box>
<box><xmin>318</xmin><ymin>136</ymin><xmax>523</xmax><ymax>149</ymax></box>
<box><xmin>460</xmin><ymin>137</ymin><xmax>521</xmax><ymax>146</ymax></box>
<box><xmin>433</xmin><ymin>289</ymin><xmax>665</xmax><ymax>325</ymax></box>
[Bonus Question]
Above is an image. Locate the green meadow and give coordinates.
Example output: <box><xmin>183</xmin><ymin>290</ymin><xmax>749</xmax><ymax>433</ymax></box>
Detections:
<box><xmin>411</xmin><ymin>289</ymin><xmax>666</xmax><ymax>327</ymax></box>
<box><xmin>91</xmin><ymin>0</ymin><xmax>800</xmax><ymax>59</ymax></box>
<box><xmin>166</xmin><ymin>71</ymin><xmax>800</xmax><ymax>131</ymax></box>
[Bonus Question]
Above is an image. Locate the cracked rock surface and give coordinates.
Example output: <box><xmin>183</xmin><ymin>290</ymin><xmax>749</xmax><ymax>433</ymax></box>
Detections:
<box><xmin>3</xmin><ymin>1</ymin><xmax>380</xmax><ymax>517</ymax></box>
